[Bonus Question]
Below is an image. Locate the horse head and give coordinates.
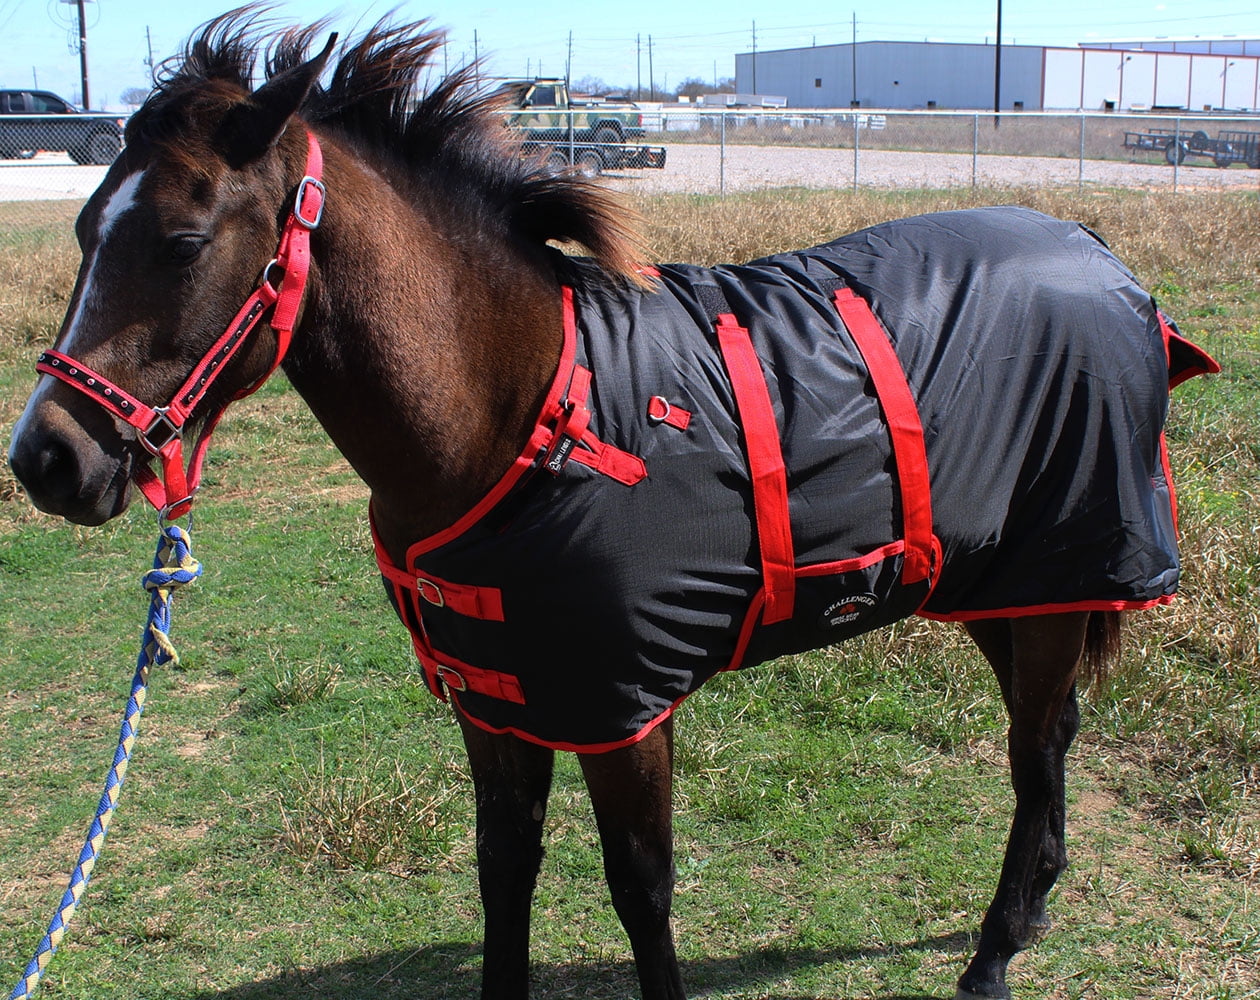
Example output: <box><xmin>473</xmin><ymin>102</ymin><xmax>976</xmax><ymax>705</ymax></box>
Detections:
<box><xmin>8</xmin><ymin>17</ymin><xmax>334</xmax><ymax>525</ymax></box>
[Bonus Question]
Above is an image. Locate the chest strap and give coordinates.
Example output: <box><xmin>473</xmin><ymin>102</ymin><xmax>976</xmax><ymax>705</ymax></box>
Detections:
<box><xmin>543</xmin><ymin>363</ymin><xmax>647</xmax><ymax>486</ymax></box>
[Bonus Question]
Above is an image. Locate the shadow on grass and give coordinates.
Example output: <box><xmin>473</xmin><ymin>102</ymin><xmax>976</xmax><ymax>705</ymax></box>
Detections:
<box><xmin>181</xmin><ymin>932</ymin><xmax>970</xmax><ymax>999</ymax></box>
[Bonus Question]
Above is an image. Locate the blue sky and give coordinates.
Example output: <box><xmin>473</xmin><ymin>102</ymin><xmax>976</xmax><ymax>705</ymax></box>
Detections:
<box><xmin>2</xmin><ymin>1</ymin><xmax>1258</xmax><ymax>109</ymax></box>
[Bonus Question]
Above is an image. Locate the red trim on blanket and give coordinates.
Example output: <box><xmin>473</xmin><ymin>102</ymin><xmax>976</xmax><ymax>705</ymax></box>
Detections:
<box><xmin>727</xmin><ymin>589</ymin><xmax>768</xmax><ymax>672</ymax></box>
<box><xmin>714</xmin><ymin>314</ymin><xmax>796</xmax><ymax>624</ymax></box>
<box><xmin>1157</xmin><ymin>311</ymin><xmax>1216</xmax><ymax>532</ymax></box>
<box><xmin>919</xmin><ymin>594</ymin><xmax>1175</xmax><ymax>623</ymax></box>
<box><xmin>398</xmin><ymin>287</ymin><xmax>579</xmax><ymax>560</ymax></box>
<box><xmin>451</xmin><ymin>690</ymin><xmax>684</xmax><ymax>755</ymax></box>
<box><xmin>1160</xmin><ymin>432</ymin><xmax>1179</xmax><ymax>532</ymax></box>
<box><xmin>833</xmin><ymin>288</ymin><xmax>935</xmax><ymax>586</ymax></box>
<box><xmin>1161</xmin><ymin>312</ymin><xmax>1220</xmax><ymax>390</ymax></box>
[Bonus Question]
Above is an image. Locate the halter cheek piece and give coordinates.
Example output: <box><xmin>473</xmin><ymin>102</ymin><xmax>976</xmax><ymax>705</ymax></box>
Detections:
<box><xmin>35</xmin><ymin>131</ymin><xmax>326</xmax><ymax>521</ymax></box>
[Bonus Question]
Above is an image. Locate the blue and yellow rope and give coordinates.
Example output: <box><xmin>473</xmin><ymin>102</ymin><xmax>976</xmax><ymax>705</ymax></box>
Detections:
<box><xmin>9</xmin><ymin>524</ymin><xmax>201</xmax><ymax>999</ymax></box>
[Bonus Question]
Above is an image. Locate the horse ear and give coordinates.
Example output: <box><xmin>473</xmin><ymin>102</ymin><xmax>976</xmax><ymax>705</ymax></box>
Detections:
<box><xmin>218</xmin><ymin>33</ymin><xmax>337</xmax><ymax>167</ymax></box>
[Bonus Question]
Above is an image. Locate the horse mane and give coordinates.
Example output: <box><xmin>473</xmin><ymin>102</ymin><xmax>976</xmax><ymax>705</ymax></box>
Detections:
<box><xmin>129</xmin><ymin>6</ymin><xmax>646</xmax><ymax>281</ymax></box>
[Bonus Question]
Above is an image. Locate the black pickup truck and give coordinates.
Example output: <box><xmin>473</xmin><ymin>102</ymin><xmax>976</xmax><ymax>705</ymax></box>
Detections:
<box><xmin>0</xmin><ymin>90</ymin><xmax>124</xmax><ymax>165</ymax></box>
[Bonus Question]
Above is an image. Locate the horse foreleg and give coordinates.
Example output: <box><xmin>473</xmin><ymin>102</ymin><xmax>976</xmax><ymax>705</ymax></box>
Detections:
<box><xmin>579</xmin><ymin>718</ymin><xmax>687</xmax><ymax>1000</ymax></box>
<box><xmin>458</xmin><ymin>712</ymin><xmax>556</xmax><ymax>1000</ymax></box>
<box><xmin>956</xmin><ymin>613</ymin><xmax>1088</xmax><ymax>1000</ymax></box>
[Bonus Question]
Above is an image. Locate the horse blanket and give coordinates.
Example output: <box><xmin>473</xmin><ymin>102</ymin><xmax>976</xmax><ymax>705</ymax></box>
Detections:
<box><xmin>375</xmin><ymin>206</ymin><xmax>1217</xmax><ymax>751</ymax></box>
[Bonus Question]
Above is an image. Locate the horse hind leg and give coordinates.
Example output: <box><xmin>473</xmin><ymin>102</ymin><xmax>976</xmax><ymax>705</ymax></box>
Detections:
<box><xmin>579</xmin><ymin>717</ymin><xmax>687</xmax><ymax>1000</ymax></box>
<box><xmin>955</xmin><ymin>612</ymin><xmax>1103</xmax><ymax>1000</ymax></box>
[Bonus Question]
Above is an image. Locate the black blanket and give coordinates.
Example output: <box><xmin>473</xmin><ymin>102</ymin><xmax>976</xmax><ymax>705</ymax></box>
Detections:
<box><xmin>375</xmin><ymin>207</ymin><xmax>1216</xmax><ymax>750</ymax></box>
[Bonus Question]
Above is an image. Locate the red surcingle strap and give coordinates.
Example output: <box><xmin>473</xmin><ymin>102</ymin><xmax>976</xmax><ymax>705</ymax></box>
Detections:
<box><xmin>832</xmin><ymin>287</ymin><xmax>935</xmax><ymax>585</ymax></box>
<box><xmin>35</xmin><ymin>130</ymin><xmax>326</xmax><ymax>520</ymax></box>
<box><xmin>713</xmin><ymin>313</ymin><xmax>797</xmax><ymax>624</ymax></box>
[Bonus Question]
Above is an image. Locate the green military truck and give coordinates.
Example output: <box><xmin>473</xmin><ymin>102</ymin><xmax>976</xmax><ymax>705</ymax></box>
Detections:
<box><xmin>494</xmin><ymin>78</ymin><xmax>666</xmax><ymax>176</ymax></box>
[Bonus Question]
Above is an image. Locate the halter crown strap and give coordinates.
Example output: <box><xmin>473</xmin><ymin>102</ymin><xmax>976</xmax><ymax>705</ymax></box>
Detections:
<box><xmin>35</xmin><ymin>130</ymin><xmax>325</xmax><ymax>521</ymax></box>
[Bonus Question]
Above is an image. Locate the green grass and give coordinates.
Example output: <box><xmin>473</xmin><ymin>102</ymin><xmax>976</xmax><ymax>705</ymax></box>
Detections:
<box><xmin>0</xmin><ymin>187</ymin><xmax>1257</xmax><ymax>999</ymax></box>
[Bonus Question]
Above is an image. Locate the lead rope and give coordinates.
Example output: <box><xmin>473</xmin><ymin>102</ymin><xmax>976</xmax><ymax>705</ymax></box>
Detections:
<box><xmin>8</xmin><ymin>522</ymin><xmax>202</xmax><ymax>999</ymax></box>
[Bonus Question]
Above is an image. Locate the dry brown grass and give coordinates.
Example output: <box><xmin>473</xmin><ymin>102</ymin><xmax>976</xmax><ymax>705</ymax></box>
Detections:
<box><xmin>0</xmin><ymin>201</ymin><xmax>80</xmax><ymax>352</ymax></box>
<box><xmin>276</xmin><ymin>737</ymin><xmax>463</xmax><ymax>875</ymax></box>
<box><xmin>626</xmin><ymin>186</ymin><xmax>1260</xmax><ymax>291</ymax></box>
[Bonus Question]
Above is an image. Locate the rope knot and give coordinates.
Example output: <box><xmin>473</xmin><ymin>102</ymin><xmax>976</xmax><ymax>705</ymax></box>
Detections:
<box><xmin>138</xmin><ymin>525</ymin><xmax>202</xmax><ymax>668</ymax></box>
<box><xmin>141</xmin><ymin>526</ymin><xmax>203</xmax><ymax>596</ymax></box>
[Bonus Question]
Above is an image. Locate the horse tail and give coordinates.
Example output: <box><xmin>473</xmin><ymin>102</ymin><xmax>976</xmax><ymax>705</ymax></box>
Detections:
<box><xmin>1081</xmin><ymin>610</ymin><xmax>1124</xmax><ymax>689</ymax></box>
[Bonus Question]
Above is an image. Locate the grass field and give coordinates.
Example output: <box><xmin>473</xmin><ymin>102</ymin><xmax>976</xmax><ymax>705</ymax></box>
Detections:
<box><xmin>0</xmin><ymin>186</ymin><xmax>1256</xmax><ymax>1000</ymax></box>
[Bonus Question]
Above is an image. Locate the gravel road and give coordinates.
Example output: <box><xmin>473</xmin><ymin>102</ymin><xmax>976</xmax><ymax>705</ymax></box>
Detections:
<box><xmin>605</xmin><ymin>142</ymin><xmax>1260</xmax><ymax>195</ymax></box>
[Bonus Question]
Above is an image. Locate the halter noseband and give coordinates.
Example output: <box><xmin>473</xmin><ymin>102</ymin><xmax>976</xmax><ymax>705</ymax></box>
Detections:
<box><xmin>35</xmin><ymin>130</ymin><xmax>326</xmax><ymax>521</ymax></box>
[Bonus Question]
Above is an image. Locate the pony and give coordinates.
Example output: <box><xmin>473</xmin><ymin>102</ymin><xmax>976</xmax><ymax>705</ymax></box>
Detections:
<box><xmin>7</xmin><ymin>11</ymin><xmax>1215</xmax><ymax>999</ymax></box>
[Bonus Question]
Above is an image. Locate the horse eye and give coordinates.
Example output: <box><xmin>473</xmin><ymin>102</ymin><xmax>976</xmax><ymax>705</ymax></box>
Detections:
<box><xmin>166</xmin><ymin>234</ymin><xmax>208</xmax><ymax>264</ymax></box>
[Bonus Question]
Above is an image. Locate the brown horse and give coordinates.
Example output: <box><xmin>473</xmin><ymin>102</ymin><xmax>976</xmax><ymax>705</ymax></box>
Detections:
<box><xmin>6</xmin><ymin>12</ymin><xmax>1215</xmax><ymax>1000</ymax></box>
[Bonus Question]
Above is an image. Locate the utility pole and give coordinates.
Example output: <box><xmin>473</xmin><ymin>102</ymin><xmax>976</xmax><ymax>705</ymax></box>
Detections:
<box><xmin>565</xmin><ymin>31</ymin><xmax>572</xmax><ymax>87</ymax></box>
<box><xmin>61</xmin><ymin>0</ymin><xmax>92</xmax><ymax>108</ymax></box>
<box><xmin>751</xmin><ymin>20</ymin><xmax>757</xmax><ymax>94</ymax></box>
<box><xmin>637</xmin><ymin>34</ymin><xmax>642</xmax><ymax>101</ymax></box>
<box><xmin>994</xmin><ymin>0</ymin><xmax>1003</xmax><ymax>124</ymax></box>
<box><xmin>648</xmin><ymin>34</ymin><xmax>654</xmax><ymax>101</ymax></box>
<box><xmin>851</xmin><ymin>11</ymin><xmax>857</xmax><ymax>107</ymax></box>
<box><xmin>144</xmin><ymin>26</ymin><xmax>154</xmax><ymax>77</ymax></box>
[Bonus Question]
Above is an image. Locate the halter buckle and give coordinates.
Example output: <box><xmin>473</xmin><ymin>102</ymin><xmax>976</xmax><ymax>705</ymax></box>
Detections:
<box><xmin>141</xmin><ymin>407</ymin><xmax>181</xmax><ymax>454</ymax></box>
<box><xmin>293</xmin><ymin>176</ymin><xmax>326</xmax><ymax>230</ymax></box>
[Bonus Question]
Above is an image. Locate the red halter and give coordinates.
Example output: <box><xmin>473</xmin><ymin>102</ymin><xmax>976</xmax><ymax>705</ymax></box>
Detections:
<box><xmin>35</xmin><ymin>131</ymin><xmax>325</xmax><ymax>521</ymax></box>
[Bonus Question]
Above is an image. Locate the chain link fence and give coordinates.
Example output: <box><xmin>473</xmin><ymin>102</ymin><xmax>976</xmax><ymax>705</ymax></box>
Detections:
<box><xmin>619</xmin><ymin>109</ymin><xmax>1260</xmax><ymax>196</ymax></box>
<box><xmin>2</xmin><ymin>110</ymin><xmax>1258</xmax><ymax>227</ymax></box>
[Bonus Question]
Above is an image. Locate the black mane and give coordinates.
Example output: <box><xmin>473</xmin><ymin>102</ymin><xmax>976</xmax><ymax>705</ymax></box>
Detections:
<box><xmin>129</xmin><ymin>5</ymin><xmax>642</xmax><ymax>277</ymax></box>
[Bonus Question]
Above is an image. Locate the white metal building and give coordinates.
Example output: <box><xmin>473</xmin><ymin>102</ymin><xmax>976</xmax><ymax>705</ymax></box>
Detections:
<box><xmin>734</xmin><ymin>39</ymin><xmax>1260</xmax><ymax>112</ymax></box>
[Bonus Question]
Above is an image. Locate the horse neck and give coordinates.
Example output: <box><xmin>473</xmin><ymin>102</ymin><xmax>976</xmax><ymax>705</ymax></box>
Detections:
<box><xmin>282</xmin><ymin>140</ymin><xmax>564</xmax><ymax>564</ymax></box>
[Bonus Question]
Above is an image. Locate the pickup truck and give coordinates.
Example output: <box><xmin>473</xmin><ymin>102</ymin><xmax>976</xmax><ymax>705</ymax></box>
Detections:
<box><xmin>0</xmin><ymin>90</ymin><xmax>124</xmax><ymax>165</ymax></box>
<box><xmin>494</xmin><ymin>78</ymin><xmax>665</xmax><ymax>175</ymax></box>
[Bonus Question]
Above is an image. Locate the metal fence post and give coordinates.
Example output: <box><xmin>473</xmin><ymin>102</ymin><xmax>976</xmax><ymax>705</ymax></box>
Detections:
<box><xmin>852</xmin><ymin>113</ymin><xmax>860</xmax><ymax>192</ymax></box>
<box><xmin>1173</xmin><ymin>117</ymin><xmax>1181</xmax><ymax>194</ymax></box>
<box><xmin>972</xmin><ymin>114</ymin><xmax>979</xmax><ymax>188</ymax></box>
<box><xmin>720</xmin><ymin>112</ymin><xmax>726</xmax><ymax>197</ymax></box>
<box><xmin>1078</xmin><ymin>113</ymin><xmax>1086</xmax><ymax>191</ymax></box>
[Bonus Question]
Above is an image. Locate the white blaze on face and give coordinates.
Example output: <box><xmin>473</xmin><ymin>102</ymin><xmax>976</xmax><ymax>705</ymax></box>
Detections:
<box><xmin>8</xmin><ymin>168</ymin><xmax>147</xmax><ymax>460</ymax></box>
<box><xmin>62</xmin><ymin>168</ymin><xmax>147</xmax><ymax>356</ymax></box>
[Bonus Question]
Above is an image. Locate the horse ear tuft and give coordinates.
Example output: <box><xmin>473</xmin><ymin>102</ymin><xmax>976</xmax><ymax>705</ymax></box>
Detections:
<box><xmin>217</xmin><ymin>33</ymin><xmax>337</xmax><ymax>167</ymax></box>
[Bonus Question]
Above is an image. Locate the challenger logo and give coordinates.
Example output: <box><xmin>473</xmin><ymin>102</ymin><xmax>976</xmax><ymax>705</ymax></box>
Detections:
<box><xmin>820</xmin><ymin>593</ymin><xmax>879</xmax><ymax>629</ymax></box>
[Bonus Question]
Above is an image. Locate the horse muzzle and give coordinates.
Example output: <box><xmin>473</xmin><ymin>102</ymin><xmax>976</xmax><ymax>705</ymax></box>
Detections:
<box><xmin>8</xmin><ymin>398</ymin><xmax>134</xmax><ymax>525</ymax></box>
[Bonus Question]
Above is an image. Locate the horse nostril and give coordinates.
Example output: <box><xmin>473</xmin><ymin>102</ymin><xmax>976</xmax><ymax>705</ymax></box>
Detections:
<box><xmin>10</xmin><ymin>432</ymin><xmax>83</xmax><ymax>504</ymax></box>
